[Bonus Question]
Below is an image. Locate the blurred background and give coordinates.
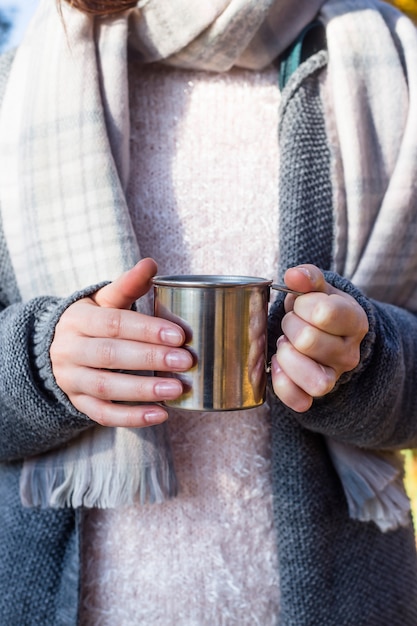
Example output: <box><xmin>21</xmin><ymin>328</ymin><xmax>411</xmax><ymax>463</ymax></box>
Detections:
<box><xmin>0</xmin><ymin>0</ymin><xmax>38</xmax><ymax>52</ymax></box>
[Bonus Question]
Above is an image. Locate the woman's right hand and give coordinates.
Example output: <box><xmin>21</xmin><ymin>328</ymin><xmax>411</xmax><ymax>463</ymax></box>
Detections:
<box><xmin>50</xmin><ymin>258</ymin><xmax>193</xmax><ymax>427</ymax></box>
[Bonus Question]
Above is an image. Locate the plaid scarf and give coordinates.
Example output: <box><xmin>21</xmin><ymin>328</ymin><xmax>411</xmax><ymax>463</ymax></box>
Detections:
<box><xmin>0</xmin><ymin>0</ymin><xmax>323</xmax><ymax>509</ymax></box>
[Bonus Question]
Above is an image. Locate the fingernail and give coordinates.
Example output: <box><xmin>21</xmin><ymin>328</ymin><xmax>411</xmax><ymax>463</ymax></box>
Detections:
<box><xmin>160</xmin><ymin>327</ymin><xmax>184</xmax><ymax>345</ymax></box>
<box><xmin>144</xmin><ymin>408</ymin><xmax>167</xmax><ymax>424</ymax></box>
<box><xmin>271</xmin><ymin>356</ymin><xmax>281</xmax><ymax>375</ymax></box>
<box><xmin>276</xmin><ymin>335</ymin><xmax>286</xmax><ymax>348</ymax></box>
<box><xmin>165</xmin><ymin>350</ymin><xmax>192</xmax><ymax>370</ymax></box>
<box><xmin>155</xmin><ymin>380</ymin><xmax>182</xmax><ymax>399</ymax></box>
<box><xmin>298</xmin><ymin>266</ymin><xmax>313</xmax><ymax>280</ymax></box>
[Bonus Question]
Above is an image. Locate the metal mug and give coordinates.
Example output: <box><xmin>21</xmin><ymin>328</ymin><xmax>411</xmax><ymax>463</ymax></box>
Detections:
<box><xmin>153</xmin><ymin>275</ymin><xmax>273</xmax><ymax>411</ymax></box>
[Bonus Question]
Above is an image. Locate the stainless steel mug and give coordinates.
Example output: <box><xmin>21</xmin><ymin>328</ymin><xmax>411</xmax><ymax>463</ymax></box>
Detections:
<box><xmin>153</xmin><ymin>275</ymin><xmax>272</xmax><ymax>411</ymax></box>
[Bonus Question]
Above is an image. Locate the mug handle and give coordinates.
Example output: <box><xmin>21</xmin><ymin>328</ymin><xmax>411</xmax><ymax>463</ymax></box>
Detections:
<box><xmin>271</xmin><ymin>283</ymin><xmax>303</xmax><ymax>296</ymax></box>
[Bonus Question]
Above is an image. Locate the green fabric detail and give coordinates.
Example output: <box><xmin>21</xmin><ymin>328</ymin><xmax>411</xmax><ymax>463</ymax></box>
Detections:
<box><xmin>278</xmin><ymin>21</ymin><xmax>326</xmax><ymax>90</ymax></box>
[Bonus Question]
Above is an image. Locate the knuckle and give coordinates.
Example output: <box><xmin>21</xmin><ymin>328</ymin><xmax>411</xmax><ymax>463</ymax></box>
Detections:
<box><xmin>93</xmin><ymin>372</ymin><xmax>112</xmax><ymax>399</ymax></box>
<box><xmin>358</xmin><ymin>315</ymin><xmax>369</xmax><ymax>339</ymax></box>
<box><xmin>340</xmin><ymin>344</ymin><xmax>361</xmax><ymax>372</ymax></box>
<box><xmin>139</xmin><ymin>318</ymin><xmax>155</xmax><ymax>344</ymax></box>
<box><xmin>293</xmin><ymin>395</ymin><xmax>313</xmax><ymax>413</ymax></box>
<box><xmin>50</xmin><ymin>340</ymin><xmax>63</xmax><ymax>366</ymax></box>
<box><xmin>98</xmin><ymin>340</ymin><xmax>116</xmax><ymax>368</ymax></box>
<box><xmin>55</xmin><ymin>310</ymin><xmax>73</xmax><ymax>334</ymax></box>
<box><xmin>53</xmin><ymin>368</ymin><xmax>73</xmax><ymax>395</ymax></box>
<box><xmin>92</xmin><ymin>401</ymin><xmax>144</xmax><ymax>428</ymax></box>
<box><xmin>311</xmin><ymin>299</ymin><xmax>335</xmax><ymax>327</ymax></box>
<box><xmin>295</xmin><ymin>326</ymin><xmax>318</xmax><ymax>353</ymax></box>
<box><xmin>312</xmin><ymin>368</ymin><xmax>335</xmax><ymax>397</ymax></box>
<box><xmin>105</xmin><ymin>310</ymin><xmax>123</xmax><ymax>338</ymax></box>
<box><xmin>51</xmin><ymin>340</ymin><xmax>73</xmax><ymax>366</ymax></box>
<box><xmin>57</xmin><ymin>300</ymin><xmax>86</xmax><ymax>332</ymax></box>
<box><xmin>144</xmin><ymin>347</ymin><xmax>158</xmax><ymax>369</ymax></box>
<box><xmin>122</xmin><ymin>406</ymin><xmax>143</xmax><ymax>428</ymax></box>
<box><xmin>51</xmin><ymin>330</ymin><xmax>73</xmax><ymax>364</ymax></box>
<box><xmin>134</xmin><ymin>378</ymin><xmax>147</xmax><ymax>398</ymax></box>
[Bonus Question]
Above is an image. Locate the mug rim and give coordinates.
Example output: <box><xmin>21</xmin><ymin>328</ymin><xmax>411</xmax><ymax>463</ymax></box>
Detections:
<box><xmin>152</xmin><ymin>275</ymin><xmax>272</xmax><ymax>288</ymax></box>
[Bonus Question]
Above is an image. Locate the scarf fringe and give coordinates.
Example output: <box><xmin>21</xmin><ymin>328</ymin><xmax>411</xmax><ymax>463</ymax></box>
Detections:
<box><xmin>326</xmin><ymin>438</ymin><xmax>411</xmax><ymax>532</ymax></box>
<box><xmin>20</xmin><ymin>455</ymin><xmax>178</xmax><ymax>509</ymax></box>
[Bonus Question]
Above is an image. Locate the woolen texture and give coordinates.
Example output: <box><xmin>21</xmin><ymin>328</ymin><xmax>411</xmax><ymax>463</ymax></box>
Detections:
<box><xmin>268</xmin><ymin>42</ymin><xmax>417</xmax><ymax>625</ymax></box>
<box><xmin>78</xmin><ymin>62</ymin><xmax>281</xmax><ymax>624</ymax></box>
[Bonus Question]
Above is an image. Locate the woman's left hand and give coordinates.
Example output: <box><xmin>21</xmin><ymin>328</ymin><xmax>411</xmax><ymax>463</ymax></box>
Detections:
<box><xmin>271</xmin><ymin>265</ymin><xmax>369</xmax><ymax>413</ymax></box>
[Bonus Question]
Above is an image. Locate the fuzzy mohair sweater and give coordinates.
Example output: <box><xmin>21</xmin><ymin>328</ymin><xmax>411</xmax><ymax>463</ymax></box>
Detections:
<box><xmin>79</xmin><ymin>61</ymin><xmax>282</xmax><ymax>625</ymax></box>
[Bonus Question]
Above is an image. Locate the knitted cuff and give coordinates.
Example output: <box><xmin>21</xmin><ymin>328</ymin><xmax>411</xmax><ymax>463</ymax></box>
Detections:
<box><xmin>32</xmin><ymin>282</ymin><xmax>109</xmax><ymax>414</ymax></box>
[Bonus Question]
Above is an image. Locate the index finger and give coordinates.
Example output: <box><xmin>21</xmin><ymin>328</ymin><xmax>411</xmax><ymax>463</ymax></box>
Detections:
<box><xmin>291</xmin><ymin>291</ymin><xmax>368</xmax><ymax>338</ymax></box>
<box><xmin>73</xmin><ymin>301</ymin><xmax>186</xmax><ymax>347</ymax></box>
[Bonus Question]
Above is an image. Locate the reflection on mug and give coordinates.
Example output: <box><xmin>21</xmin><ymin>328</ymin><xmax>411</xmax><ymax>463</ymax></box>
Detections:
<box><xmin>153</xmin><ymin>275</ymin><xmax>271</xmax><ymax>412</ymax></box>
<box><xmin>247</xmin><ymin>289</ymin><xmax>267</xmax><ymax>403</ymax></box>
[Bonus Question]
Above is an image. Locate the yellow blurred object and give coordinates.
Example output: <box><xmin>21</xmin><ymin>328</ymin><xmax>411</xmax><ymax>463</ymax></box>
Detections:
<box><xmin>403</xmin><ymin>449</ymin><xmax>417</xmax><ymax>538</ymax></box>
<box><xmin>385</xmin><ymin>1</ymin><xmax>417</xmax><ymax>542</ymax></box>
<box><xmin>385</xmin><ymin>0</ymin><xmax>417</xmax><ymax>21</ymax></box>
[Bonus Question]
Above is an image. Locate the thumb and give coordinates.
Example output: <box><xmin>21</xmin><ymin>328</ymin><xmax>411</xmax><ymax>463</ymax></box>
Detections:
<box><xmin>92</xmin><ymin>258</ymin><xmax>158</xmax><ymax>310</ymax></box>
<box><xmin>283</xmin><ymin>264</ymin><xmax>331</xmax><ymax>295</ymax></box>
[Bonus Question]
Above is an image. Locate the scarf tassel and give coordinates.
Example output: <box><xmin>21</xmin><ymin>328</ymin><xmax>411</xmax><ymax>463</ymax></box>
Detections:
<box><xmin>20</xmin><ymin>426</ymin><xmax>178</xmax><ymax>509</ymax></box>
<box><xmin>326</xmin><ymin>438</ymin><xmax>411</xmax><ymax>532</ymax></box>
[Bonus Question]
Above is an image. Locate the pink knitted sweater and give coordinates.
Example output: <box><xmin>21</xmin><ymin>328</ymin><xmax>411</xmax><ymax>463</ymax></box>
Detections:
<box><xmin>80</xmin><ymin>61</ymin><xmax>281</xmax><ymax>626</ymax></box>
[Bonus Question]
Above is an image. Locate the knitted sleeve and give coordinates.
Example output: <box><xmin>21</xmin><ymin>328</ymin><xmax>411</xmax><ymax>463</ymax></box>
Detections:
<box><xmin>269</xmin><ymin>272</ymin><xmax>417</xmax><ymax>450</ymax></box>
<box><xmin>0</xmin><ymin>287</ymin><xmax>102</xmax><ymax>461</ymax></box>
<box><xmin>270</xmin><ymin>38</ymin><xmax>417</xmax><ymax>452</ymax></box>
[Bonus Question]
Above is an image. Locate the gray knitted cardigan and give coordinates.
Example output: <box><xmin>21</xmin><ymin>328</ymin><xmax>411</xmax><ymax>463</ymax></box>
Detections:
<box><xmin>1</xmin><ymin>35</ymin><xmax>417</xmax><ymax>625</ymax></box>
